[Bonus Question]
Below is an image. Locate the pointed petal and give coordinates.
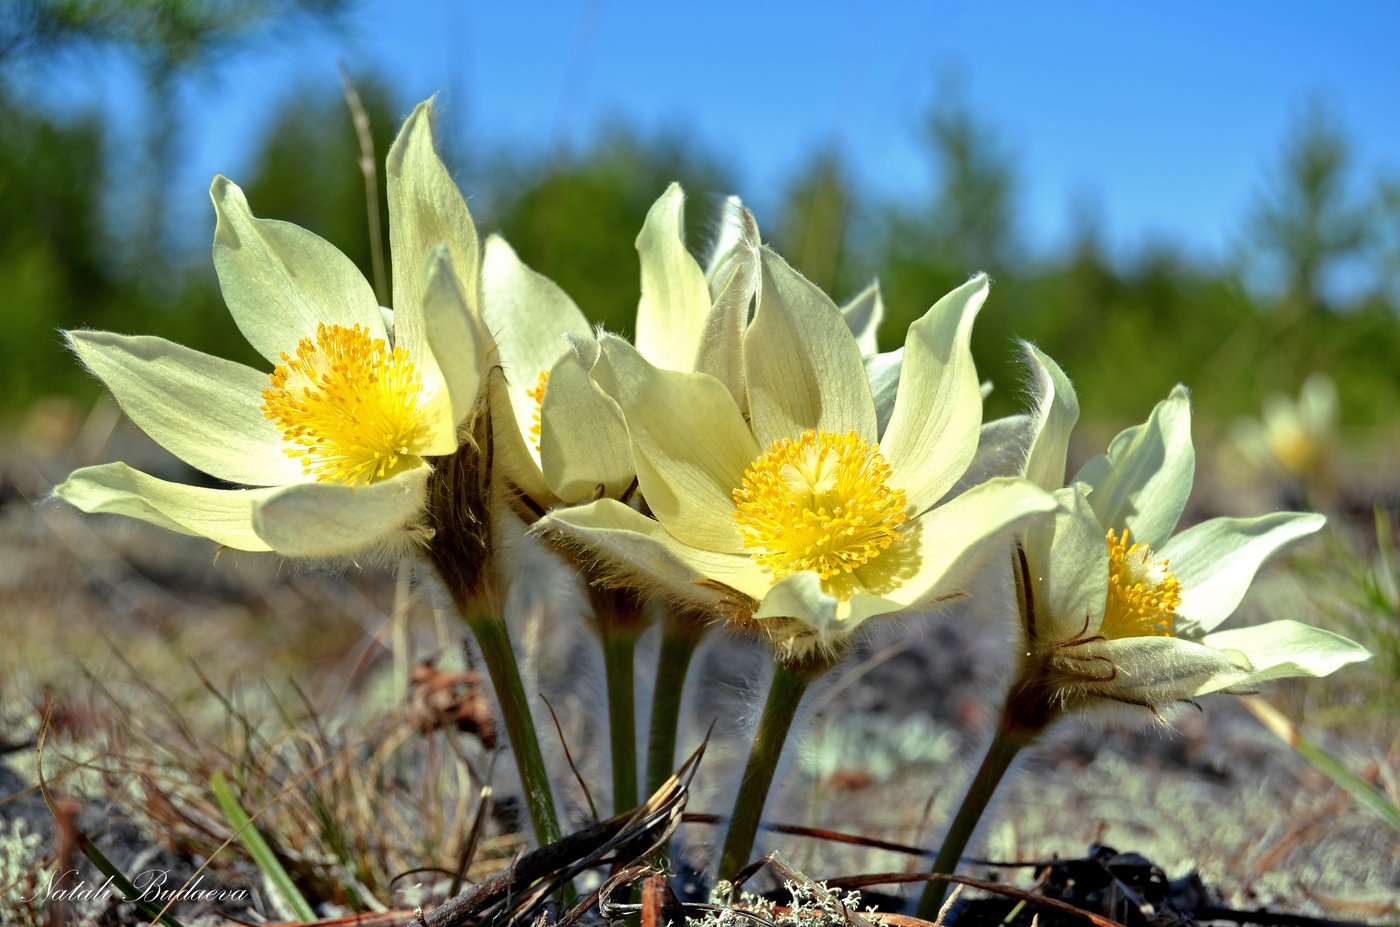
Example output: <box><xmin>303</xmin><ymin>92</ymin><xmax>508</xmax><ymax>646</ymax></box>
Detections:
<box><xmin>1074</xmin><ymin>385</ymin><xmax>1194</xmax><ymax>549</ymax></box>
<box><xmin>487</xmin><ymin>365</ymin><xmax>555</xmax><ymax>506</ymax></box>
<box><xmin>832</xmin><ymin>477</ymin><xmax>1055</xmax><ymax>632</ymax></box>
<box><xmin>538</xmin><ymin>498</ymin><xmax>769</xmax><ymax>605</ymax></box>
<box><xmin>880</xmin><ymin>274</ymin><xmax>988</xmax><ymax>515</ymax></box>
<box><xmin>1070</xmin><ymin>636</ymin><xmax>1250</xmax><ymax>704</ymax></box>
<box><xmin>387</xmin><ymin>99</ymin><xmax>480</xmax><ymax>320</ymax></box>
<box><xmin>866</xmin><ymin>347</ymin><xmax>902</xmax><ymax>435</ymax></box>
<box><xmin>595</xmin><ymin>336</ymin><xmax>758</xmax><ymax>552</ymax></box>
<box><xmin>395</xmin><ymin>245</ymin><xmax>482</xmax><ymax>453</ymax></box>
<box><xmin>1161</xmin><ymin>512</ymin><xmax>1326</xmax><ymax>634</ymax></box>
<box><xmin>540</xmin><ymin>352</ymin><xmax>633</xmax><ymax>503</ymax></box>
<box><xmin>1021</xmin><ymin>343</ymin><xmax>1080</xmax><ymax>492</ymax></box>
<box><xmin>53</xmin><ymin>462</ymin><xmax>273</xmax><ymax>551</ymax></box>
<box><xmin>694</xmin><ymin>209</ymin><xmax>759</xmax><ymax>409</ymax></box>
<box><xmin>1201</xmin><ymin>620</ymin><xmax>1371</xmax><ymax>691</ymax></box>
<box><xmin>949</xmin><ymin>414</ymin><xmax>1034</xmax><ymax>498</ymax></box>
<box><xmin>210</xmin><ymin>176</ymin><xmax>382</xmax><ymax>365</ymax></box>
<box><xmin>745</xmin><ymin>248</ymin><xmax>876</xmax><ymax>447</ymax></box>
<box><xmin>705</xmin><ymin>195</ymin><xmax>761</xmax><ymax>292</ymax></box>
<box><xmin>482</xmin><ymin>235</ymin><xmax>593</xmax><ymax>452</ymax></box>
<box><xmin>634</xmin><ymin>184</ymin><xmax>711</xmax><ymax>373</ymax></box>
<box><xmin>840</xmin><ymin>281</ymin><xmax>885</xmax><ymax>356</ymax></box>
<box><xmin>67</xmin><ymin>330</ymin><xmax>301</xmax><ymax>486</ymax></box>
<box><xmin>252</xmin><ymin>466</ymin><xmax>428</xmax><ymax>557</ymax></box>
<box><xmin>1024</xmin><ymin>485</ymin><xmax>1110</xmax><ymax>643</ymax></box>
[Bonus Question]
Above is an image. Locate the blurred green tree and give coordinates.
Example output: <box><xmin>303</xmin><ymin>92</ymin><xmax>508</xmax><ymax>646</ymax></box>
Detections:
<box><xmin>772</xmin><ymin>148</ymin><xmax>858</xmax><ymax>298</ymax></box>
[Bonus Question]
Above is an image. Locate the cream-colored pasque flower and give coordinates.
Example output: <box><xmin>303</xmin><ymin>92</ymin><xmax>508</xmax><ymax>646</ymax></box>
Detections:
<box><xmin>54</xmin><ymin>100</ymin><xmax>485</xmax><ymax>558</ymax></box>
<box><xmin>483</xmin><ymin>187</ymin><xmax>898</xmax><ymax>514</ymax></box>
<box><xmin>1012</xmin><ymin>346</ymin><xmax>1368</xmax><ymax>715</ymax></box>
<box><xmin>1226</xmin><ymin>372</ymin><xmax>1339</xmax><ymax>488</ymax></box>
<box><xmin>538</xmin><ymin>253</ymin><xmax>1057</xmax><ymax>655</ymax></box>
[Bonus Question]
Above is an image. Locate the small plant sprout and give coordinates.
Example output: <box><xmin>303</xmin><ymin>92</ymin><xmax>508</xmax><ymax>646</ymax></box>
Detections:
<box><xmin>915</xmin><ymin>345</ymin><xmax>1370</xmax><ymax>918</ymax></box>
<box><xmin>539</xmin><ymin>258</ymin><xmax>1057</xmax><ymax>878</ymax></box>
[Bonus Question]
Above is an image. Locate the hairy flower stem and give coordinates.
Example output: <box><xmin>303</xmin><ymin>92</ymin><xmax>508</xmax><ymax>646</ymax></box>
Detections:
<box><xmin>644</xmin><ymin>614</ymin><xmax>704</xmax><ymax>796</ymax></box>
<box><xmin>602</xmin><ymin>629</ymin><xmax>640</xmax><ymax>814</ymax></box>
<box><xmin>915</xmin><ymin>694</ymin><xmax>1047</xmax><ymax>918</ymax></box>
<box><xmin>717</xmin><ymin>653</ymin><xmax>831</xmax><ymax>879</ymax></box>
<box><xmin>463</xmin><ymin>613</ymin><xmax>564</xmax><ymax>849</ymax></box>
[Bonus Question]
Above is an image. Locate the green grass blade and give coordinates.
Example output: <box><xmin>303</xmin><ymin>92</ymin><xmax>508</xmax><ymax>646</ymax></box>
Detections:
<box><xmin>209</xmin><ymin>770</ymin><xmax>317</xmax><ymax>922</ymax></box>
<box><xmin>76</xmin><ymin>836</ymin><xmax>187</xmax><ymax>927</ymax></box>
<box><xmin>1246</xmin><ymin>699</ymin><xmax>1400</xmax><ymax>835</ymax></box>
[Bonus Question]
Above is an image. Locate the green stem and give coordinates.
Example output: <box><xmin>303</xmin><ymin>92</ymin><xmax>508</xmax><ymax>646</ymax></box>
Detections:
<box><xmin>644</xmin><ymin>617</ymin><xmax>702</xmax><ymax>796</ymax></box>
<box><xmin>465</xmin><ymin>614</ymin><xmax>563</xmax><ymax>849</ymax></box>
<box><xmin>602</xmin><ymin>629</ymin><xmax>639</xmax><ymax>815</ymax></box>
<box><xmin>717</xmin><ymin>658</ymin><xmax>820</xmax><ymax>879</ymax></box>
<box><xmin>915</xmin><ymin>727</ymin><xmax>1026</xmax><ymax>918</ymax></box>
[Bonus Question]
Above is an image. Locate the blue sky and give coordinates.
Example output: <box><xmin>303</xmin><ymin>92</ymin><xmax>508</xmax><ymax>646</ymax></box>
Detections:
<box><xmin>15</xmin><ymin>1</ymin><xmax>1400</xmax><ymax>266</ymax></box>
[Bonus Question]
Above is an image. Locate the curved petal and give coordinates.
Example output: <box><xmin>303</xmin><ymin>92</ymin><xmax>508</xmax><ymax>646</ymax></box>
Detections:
<box><xmin>538</xmin><ymin>498</ymin><xmax>769</xmax><ymax>605</ymax></box>
<box><xmin>705</xmin><ymin>195</ymin><xmax>760</xmax><ymax>292</ymax></box>
<box><xmin>252</xmin><ymin>466</ymin><xmax>428</xmax><ymax>557</ymax></box>
<box><xmin>948</xmin><ymin>413</ymin><xmax>1034</xmax><ymax>498</ymax></box>
<box><xmin>745</xmin><ymin>248</ymin><xmax>876</xmax><ymax>448</ymax></box>
<box><xmin>482</xmin><ymin>235</ymin><xmax>593</xmax><ymax>451</ymax></box>
<box><xmin>880</xmin><ymin>275</ymin><xmax>988</xmax><ymax>515</ymax></box>
<box><xmin>1161</xmin><ymin>512</ymin><xmax>1326</xmax><ymax>634</ymax></box>
<box><xmin>53</xmin><ymin>462</ymin><xmax>273</xmax><ymax>551</ymax></box>
<box><xmin>595</xmin><ymin>336</ymin><xmax>758</xmax><ymax>553</ymax></box>
<box><xmin>1074</xmin><ymin>385</ymin><xmax>1194</xmax><ymax>549</ymax></box>
<box><xmin>487</xmin><ymin>365</ymin><xmax>555</xmax><ymax>507</ymax></box>
<box><xmin>834</xmin><ymin>478</ymin><xmax>1052</xmax><ymax>624</ymax></box>
<box><xmin>395</xmin><ymin>245</ymin><xmax>482</xmax><ymax>454</ymax></box>
<box><xmin>753</xmin><ymin>571</ymin><xmax>840</xmax><ymax>651</ymax></box>
<box><xmin>67</xmin><ymin>330</ymin><xmax>300</xmax><ymax>486</ymax></box>
<box><xmin>634</xmin><ymin>184</ymin><xmax>711</xmax><ymax>373</ymax></box>
<box><xmin>1021</xmin><ymin>343</ymin><xmax>1080</xmax><ymax>492</ymax></box>
<box><xmin>1069</xmin><ymin>636</ymin><xmax>1250</xmax><ymax>705</ymax></box>
<box><xmin>1024</xmin><ymin>485</ymin><xmax>1110</xmax><ymax>643</ymax></box>
<box><xmin>866</xmin><ymin>347</ymin><xmax>902</xmax><ymax>435</ymax></box>
<box><xmin>540</xmin><ymin>351</ymin><xmax>634</xmax><ymax>503</ymax></box>
<box><xmin>210</xmin><ymin>176</ymin><xmax>382</xmax><ymax>365</ymax></box>
<box><xmin>694</xmin><ymin>208</ymin><xmax>759</xmax><ymax>409</ymax></box>
<box><xmin>840</xmin><ymin>281</ymin><xmax>885</xmax><ymax>356</ymax></box>
<box><xmin>387</xmin><ymin>98</ymin><xmax>481</xmax><ymax>320</ymax></box>
<box><xmin>1200</xmin><ymin>620</ymin><xmax>1370</xmax><ymax>691</ymax></box>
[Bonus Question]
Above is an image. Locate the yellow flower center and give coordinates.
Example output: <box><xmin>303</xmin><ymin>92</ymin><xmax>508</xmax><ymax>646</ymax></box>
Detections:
<box><xmin>1101</xmin><ymin>528</ymin><xmax>1182</xmax><ymax>639</ymax></box>
<box><xmin>526</xmin><ymin>370</ymin><xmax>550</xmax><ymax>453</ymax></box>
<box><xmin>733</xmin><ymin>429</ymin><xmax>907</xmax><ymax>580</ymax></box>
<box><xmin>261</xmin><ymin>323</ymin><xmax>428</xmax><ymax>486</ymax></box>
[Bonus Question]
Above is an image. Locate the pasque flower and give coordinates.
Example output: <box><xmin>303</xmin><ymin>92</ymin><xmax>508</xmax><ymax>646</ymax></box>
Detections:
<box><xmin>1012</xmin><ymin>346</ymin><xmax>1367</xmax><ymax>717</ymax></box>
<box><xmin>539</xmin><ymin>251</ymin><xmax>1057</xmax><ymax>656</ymax></box>
<box><xmin>54</xmin><ymin>100</ymin><xmax>485</xmax><ymax>558</ymax></box>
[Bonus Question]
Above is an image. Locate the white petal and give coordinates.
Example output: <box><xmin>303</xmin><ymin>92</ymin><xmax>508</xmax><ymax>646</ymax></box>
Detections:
<box><xmin>880</xmin><ymin>274</ymin><xmax>988</xmax><ymax>515</ymax></box>
<box><xmin>595</xmin><ymin>336</ymin><xmax>758</xmax><ymax>553</ymax></box>
<box><xmin>387</xmin><ymin>99</ymin><xmax>481</xmax><ymax>321</ymax></box>
<box><xmin>540</xmin><ymin>352</ymin><xmax>633</xmax><ymax>503</ymax></box>
<box><xmin>1070</xmin><ymin>636</ymin><xmax>1249</xmax><ymax>704</ymax></box>
<box><xmin>1074</xmin><ymin>385</ymin><xmax>1194</xmax><ymax>549</ymax></box>
<box><xmin>53</xmin><ymin>462</ymin><xmax>273</xmax><ymax>551</ymax></box>
<box><xmin>693</xmin><ymin>208</ymin><xmax>759</xmax><ymax>409</ymax></box>
<box><xmin>487</xmin><ymin>366</ymin><xmax>555</xmax><ymax>507</ymax></box>
<box><xmin>1023</xmin><ymin>485</ymin><xmax>1110</xmax><ymax>643</ymax></box>
<box><xmin>482</xmin><ymin>235</ymin><xmax>594</xmax><ymax>448</ymax></box>
<box><xmin>828</xmin><ymin>476</ymin><xmax>1055</xmax><ymax>632</ymax></box>
<box><xmin>865</xmin><ymin>347</ymin><xmax>902</xmax><ymax>435</ymax></box>
<box><xmin>705</xmin><ymin>195</ymin><xmax>760</xmax><ymax>291</ymax></box>
<box><xmin>745</xmin><ymin>247</ymin><xmax>876</xmax><ymax>448</ymax></box>
<box><xmin>252</xmin><ymin>466</ymin><xmax>429</xmax><ymax>557</ymax></box>
<box><xmin>634</xmin><ymin>184</ymin><xmax>711</xmax><ymax>373</ymax></box>
<box><xmin>538</xmin><ymin>498</ymin><xmax>769</xmax><ymax>605</ymax></box>
<box><xmin>1021</xmin><ymin>343</ymin><xmax>1080</xmax><ymax>492</ymax></box>
<box><xmin>1161</xmin><ymin>512</ymin><xmax>1326</xmax><ymax>634</ymax></box>
<box><xmin>1200</xmin><ymin>620</ymin><xmax>1371</xmax><ymax>691</ymax></box>
<box><xmin>948</xmin><ymin>414</ymin><xmax>1034</xmax><ymax>498</ymax></box>
<box><xmin>210</xmin><ymin>176</ymin><xmax>383</xmax><ymax>365</ymax></box>
<box><xmin>840</xmin><ymin>281</ymin><xmax>885</xmax><ymax>356</ymax></box>
<box><xmin>395</xmin><ymin>245</ymin><xmax>482</xmax><ymax>454</ymax></box>
<box><xmin>67</xmin><ymin>331</ymin><xmax>300</xmax><ymax>486</ymax></box>
<box><xmin>753</xmin><ymin>571</ymin><xmax>840</xmax><ymax>649</ymax></box>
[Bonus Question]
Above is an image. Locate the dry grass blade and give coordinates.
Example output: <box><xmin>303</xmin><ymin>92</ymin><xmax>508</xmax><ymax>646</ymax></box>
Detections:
<box><xmin>542</xmin><ymin>693</ymin><xmax>599</xmax><ymax>823</ymax></box>
<box><xmin>448</xmin><ymin>784</ymin><xmax>494</xmax><ymax>897</ymax></box>
<box><xmin>680</xmin><ymin>812</ymin><xmax>931</xmax><ymax>859</ymax></box>
<box><xmin>424</xmin><ymin>737</ymin><xmax>707</xmax><ymax>927</ymax></box>
<box><xmin>818</xmin><ymin>872</ymin><xmax>1127</xmax><ymax>927</ymax></box>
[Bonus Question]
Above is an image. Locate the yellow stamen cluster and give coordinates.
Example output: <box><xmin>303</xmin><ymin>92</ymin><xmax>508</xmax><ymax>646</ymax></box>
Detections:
<box><xmin>734</xmin><ymin>429</ymin><xmax>907</xmax><ymax>580</ymax></box>
<box><xmin>262</xmin><ymin>323</ymin><xmax>428</xmax><ymax>486</ymax></box>
<box><xmin>1101</xmin><ymin>528</ymin><xmax>1182</xmax><ymax>639</ymax></box>
<box><xmin>526</xmin><ymin>370</ymin><xmax>550</xmax><ymax>453</ymax></box>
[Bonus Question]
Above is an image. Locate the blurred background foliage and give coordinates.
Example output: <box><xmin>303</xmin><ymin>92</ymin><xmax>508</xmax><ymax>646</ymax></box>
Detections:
<box><xmin>2</xmin><ymin>1</ymin><xmax>1399</xmax><ymax>441</ymax></box>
